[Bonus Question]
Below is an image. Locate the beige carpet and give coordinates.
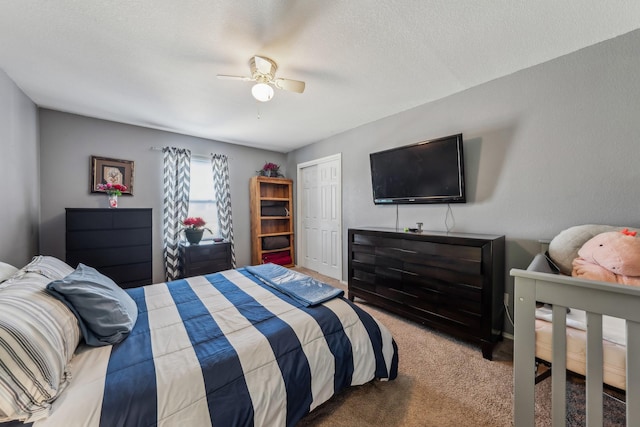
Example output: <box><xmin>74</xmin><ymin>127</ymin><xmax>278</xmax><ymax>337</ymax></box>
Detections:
<box><xmin>293</xmin><ymin>267</ymin><xmax>564</xmax><ymax>427</ymax></box>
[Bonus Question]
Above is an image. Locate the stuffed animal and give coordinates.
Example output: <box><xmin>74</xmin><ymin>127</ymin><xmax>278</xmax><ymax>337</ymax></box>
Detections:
<box><xmin>572</xmin><ymin>229</ymin><xmax>640</xmax><ymax>286</ymax></box>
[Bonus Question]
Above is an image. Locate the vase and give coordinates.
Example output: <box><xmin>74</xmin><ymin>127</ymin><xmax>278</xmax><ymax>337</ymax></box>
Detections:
<box><xmin>185</xmin><ymin>228</ymin><xmax>204</xmax><ymax>244</ymax></box>
<box><xmin>108</xmin><ymin>194</ymin><xmax>118</xmax><ymax>208</ymax></box>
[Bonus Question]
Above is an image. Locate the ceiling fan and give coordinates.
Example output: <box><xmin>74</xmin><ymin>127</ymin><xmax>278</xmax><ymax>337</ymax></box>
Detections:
<box><xmin>217</xmin><ymin>55</ymin><xmax>306</xmax><ymax>102</ymax></box>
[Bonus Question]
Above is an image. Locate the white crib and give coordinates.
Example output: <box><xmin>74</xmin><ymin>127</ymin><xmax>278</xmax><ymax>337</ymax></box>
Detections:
<box><xmin>511</xmin><ymin>254</ymin><xmax>640</xmax><ymax>426</ymax></box>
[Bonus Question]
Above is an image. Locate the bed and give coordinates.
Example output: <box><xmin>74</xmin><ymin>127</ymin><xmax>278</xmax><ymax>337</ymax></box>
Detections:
<box><xmin>0</xmin><ymin>256</ymin><xmax>398</xmax><ymax>427</ymax></box>
<box><xmin>511</xmin><ymin>252</ymin><xmax>640</xmax><ymax>426</ymax></box>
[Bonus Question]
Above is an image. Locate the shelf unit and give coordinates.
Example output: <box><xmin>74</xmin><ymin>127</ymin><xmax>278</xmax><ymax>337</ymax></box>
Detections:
<box><xmin>250</xmin><ymin>176</ymin><xmax>295</xmax><ymax>267</ymax></box>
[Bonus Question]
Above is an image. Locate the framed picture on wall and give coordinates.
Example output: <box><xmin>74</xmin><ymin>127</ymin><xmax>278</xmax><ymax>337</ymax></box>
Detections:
<box><xmin>90</xmin><ymin>156</ymin><xmax>134</xmax><ymax>195</ymax></box>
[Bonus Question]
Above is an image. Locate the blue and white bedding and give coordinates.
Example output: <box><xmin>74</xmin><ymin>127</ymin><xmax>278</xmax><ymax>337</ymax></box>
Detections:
<box><xmin>2</xmin><ymin>266</ymin><xmax>398</xmax><ymax>427</ymax></box>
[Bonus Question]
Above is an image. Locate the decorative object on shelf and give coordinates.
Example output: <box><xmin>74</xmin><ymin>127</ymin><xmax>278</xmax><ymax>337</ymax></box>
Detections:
<box><xmin>90</xmin><ymin>156</ymin><xmax>134</xmax><ymax>196</ymax></box>
<box><xmin>96</xmin><ymin>183</ymin><xmax>128</xmax><ymax>208</ymax></box>
<box><xmin>181</xmin><ymin>217</ymin><xmax>212</xmax><ymax>245</ymax></box>
<box><xmin>257</xmin><ymin>162</ymin><xmax>282</xmax><ymax>177</ymax></box>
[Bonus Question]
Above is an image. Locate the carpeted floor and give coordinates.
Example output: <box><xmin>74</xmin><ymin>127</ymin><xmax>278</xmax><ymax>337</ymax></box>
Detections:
<box><xmin>562</xmin><ymin>377</ymin><xmax>626</xmax><ymax>426</ymax></box>
<box><xmin>294</xmin><ymin>267</ymin><xmax>626</xmax><ymax>427</ymax></box>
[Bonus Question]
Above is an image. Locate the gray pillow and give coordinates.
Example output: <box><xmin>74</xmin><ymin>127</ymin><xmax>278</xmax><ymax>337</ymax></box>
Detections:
<box><xmin>46</xmin><ymin>264</ymin><xmax>138</xmax><ymax>347</ymax></box>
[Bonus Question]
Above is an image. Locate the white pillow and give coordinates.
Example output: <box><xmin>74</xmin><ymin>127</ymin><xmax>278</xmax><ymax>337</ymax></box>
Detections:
<box><xmin>0</xmin><ymin>270</ymin><xmax>81</xmax><ymax>422</ymax></box>
<box><xmin>0</xmin><ymin>262</ymin><xmax>18</xmax><ymax>283</ymax></box>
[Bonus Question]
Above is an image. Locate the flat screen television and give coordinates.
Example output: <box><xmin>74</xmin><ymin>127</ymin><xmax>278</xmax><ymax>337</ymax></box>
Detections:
<box><xmin>369</xmin><ymin>133</ymin><xmax>465</xmax><ymax>204</ymax></box>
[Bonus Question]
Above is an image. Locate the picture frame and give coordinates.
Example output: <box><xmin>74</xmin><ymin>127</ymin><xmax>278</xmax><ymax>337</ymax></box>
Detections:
<box><xmin>90</xmin><ymin>156</ymin><xmax>134</xmax><ymax>195</ymax></box>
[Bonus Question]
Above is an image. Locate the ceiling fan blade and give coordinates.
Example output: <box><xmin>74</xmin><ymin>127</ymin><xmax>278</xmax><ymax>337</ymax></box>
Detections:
<box><xmin>253</xmin><ymin>56</ymin><xmax>276</xmax><ymax>76</ymax></box>
<box><xmin>216</xmin><ymin>74</ymin><xmax>254</xmax><ymax>82</ymax></box>
<box><xmin>274</xmin><ymin>78</ymin><xmax>305</xmax><ymax>93</ymax></box>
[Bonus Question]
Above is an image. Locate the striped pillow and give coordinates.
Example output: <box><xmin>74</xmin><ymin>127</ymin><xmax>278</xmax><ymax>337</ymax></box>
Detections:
<box><xmin>18</xmin><ymin>256</ymin><xmax>75</xmax><ymax>280</ymax></box>
<box><xmin>0</xmin><ymin>269</ymin><xmax>81</xmax><ymax>422</ymax></box>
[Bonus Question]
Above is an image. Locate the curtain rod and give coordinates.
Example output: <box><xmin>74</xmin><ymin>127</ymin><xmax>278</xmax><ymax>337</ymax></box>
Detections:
<box><xmin>149</xmin><ymin>146</ymin><xmax>232</xmax><ymax>159</ymax></box>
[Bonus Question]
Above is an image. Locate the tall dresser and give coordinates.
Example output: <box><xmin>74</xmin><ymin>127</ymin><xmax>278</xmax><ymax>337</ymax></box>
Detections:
<box><xmin>65</xmin><ymin>208</ymin><xmax>152</xmax><ymax>288</ymax></box>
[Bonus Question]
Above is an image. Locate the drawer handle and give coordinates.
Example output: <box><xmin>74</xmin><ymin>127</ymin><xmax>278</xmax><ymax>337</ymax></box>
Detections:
<box><xmin>390</xmin><ymin>248</ymin><xmax>417</xmax><ymax>254</ymax></box>
<box><xmin>388</xmin><ymin>267</ymin><xmax>418</xmax><ymax>276</ymax></box>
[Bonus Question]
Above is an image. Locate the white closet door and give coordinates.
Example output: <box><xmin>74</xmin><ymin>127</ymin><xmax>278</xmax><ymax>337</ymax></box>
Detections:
<box><xmin>301</xmin><ymin>164</ymin><xmax>320</xmax><ymax>272</ymax></box>
<box><xmin>297</xmin><ymin>154</ymin><xmax>342</xmax><ymax>280</ymax></box>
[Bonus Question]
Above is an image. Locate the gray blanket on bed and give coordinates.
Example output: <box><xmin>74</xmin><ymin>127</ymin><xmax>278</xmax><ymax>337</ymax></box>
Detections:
<box><xmin>245</xmin><ymin>263</ymin><xmax>344</xmax><ymax>306</ymax></box>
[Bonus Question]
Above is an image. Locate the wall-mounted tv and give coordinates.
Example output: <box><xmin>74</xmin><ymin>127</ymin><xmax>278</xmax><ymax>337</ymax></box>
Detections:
<box><xmin>369</xmin><ymin>133</ymin><xmax>465</xmax><ymax>205</ymax></box>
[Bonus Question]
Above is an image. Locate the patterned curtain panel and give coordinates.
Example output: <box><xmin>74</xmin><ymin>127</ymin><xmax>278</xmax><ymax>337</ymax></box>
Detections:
<box><xmin>162</xmin><ymin>147</ymin><xmax>191</xmax><ymax>281</ymax></box>
<box><xmin>211</xmin><ymin>154</ymin><xmax>236</xmax><ymax>268</ymax></box>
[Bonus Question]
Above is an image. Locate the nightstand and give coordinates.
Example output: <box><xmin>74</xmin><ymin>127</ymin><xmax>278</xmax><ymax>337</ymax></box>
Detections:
<box><xmin>179</xmin><ymin>240</ymin><xmax>232</xmax><ymax>278</ymax></box>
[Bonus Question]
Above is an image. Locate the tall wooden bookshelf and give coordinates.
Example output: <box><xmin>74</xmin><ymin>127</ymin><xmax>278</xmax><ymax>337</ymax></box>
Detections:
<box><xmin>249</xmin><ymin>176</ymin><xmax>295</xmax><ymax>267</ymax></box>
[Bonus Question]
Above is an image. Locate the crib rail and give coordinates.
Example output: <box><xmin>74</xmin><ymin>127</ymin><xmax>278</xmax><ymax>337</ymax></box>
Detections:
<box><xmin>511</xmin><ymin>262</ymin><xmax>640</xmax><ymax>426</ymax></box>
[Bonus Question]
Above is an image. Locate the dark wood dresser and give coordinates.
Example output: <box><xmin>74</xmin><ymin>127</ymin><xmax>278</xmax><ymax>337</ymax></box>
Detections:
<box><xmin>66</xmin><ymin>208</ymin><xmax>152</xmax><ymax>288</ymax></box>
<box><xmin>179</xmin><ymin>241</ymin><xmax>232</xmax><ymax>278</ymax></box>
<box><xmin>348</xmin><ymin>227</ymin><xmax>505</xmax><ymax>359</ymax></box>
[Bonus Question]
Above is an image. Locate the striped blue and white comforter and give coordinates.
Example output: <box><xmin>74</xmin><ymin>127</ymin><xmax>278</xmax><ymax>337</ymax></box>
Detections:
<box><xmin>13</xmin><ymin>268</ymin><xmax>397</xmax><ymax>427</ymax></box>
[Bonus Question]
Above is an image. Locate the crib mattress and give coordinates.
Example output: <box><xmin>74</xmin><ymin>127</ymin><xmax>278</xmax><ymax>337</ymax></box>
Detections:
<box><xmin>535</xmin><ymin>310</ymin><xmax>626</xmax><ymax>390</ymax></box>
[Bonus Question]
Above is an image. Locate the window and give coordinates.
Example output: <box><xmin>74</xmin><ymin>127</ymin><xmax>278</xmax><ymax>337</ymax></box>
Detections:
<box><xmin>188</xmin><ymin>157</ymin><xmax>220</xmax><ymax>238</ymax></box>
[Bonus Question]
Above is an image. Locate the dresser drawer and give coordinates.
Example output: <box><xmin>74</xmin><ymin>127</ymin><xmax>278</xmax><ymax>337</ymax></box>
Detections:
<box><xmin>66</xmin><ymin>229</ymin><xmax>152</xmax><ymax>250</ymax></box>
<box><xmin>186</xmin><ymin>245</ymin><xmax>230</xmax><ymax>262</ymax></box>
<box><xmin>101</xmin><ymin>262</ymin><xmax>153</xmax><ymax>288</ymax></box>
<box><xmin>66</xmin><ymin>245</ymin><xmax>151</xmax><ymax>268</ymax></box>
<box><xmin>66</xmin><ymin>209</ymin><xmax>152</xmax><ymax>230</ymax></box>
<box><xmin>185</xmin><ymin>260</ymin><xmax>231</xmax><ymax>277</ymax></box>
<box><xmin>402</xmin><ymin>239</ymin><xmax>481</xmax><ymax>260</ymax></box>
<box><xmin>404</xmin><ymin>261</ymin><xmax>484</xmax><ymax>287</ymax></box>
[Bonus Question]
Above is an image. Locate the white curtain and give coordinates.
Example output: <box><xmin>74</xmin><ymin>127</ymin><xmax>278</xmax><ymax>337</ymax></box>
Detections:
<box><xmin>211</xmin><ymin>154</ymin><xmax>236</xmax><ymax>268</ymax></box>
<box><xmin>162</xmin><ymin>147</ymin><xmax>191</xmax><ymax>281</ymax></box>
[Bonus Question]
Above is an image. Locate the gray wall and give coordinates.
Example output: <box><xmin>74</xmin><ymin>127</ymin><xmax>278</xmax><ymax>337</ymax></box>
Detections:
<box><xmin>287</xmin><ymin>29</ymin><xmax>640</xmax><ymax>335</ymax></box>
<box><xmin>39</xmin><ymin>110</ymin><xmax>287</xmax><ymax>283</ymax></box>
<box><xmin>0</xmin><ymin>69</ymin><xmax>39</xmax><ymax>266</ymax></box>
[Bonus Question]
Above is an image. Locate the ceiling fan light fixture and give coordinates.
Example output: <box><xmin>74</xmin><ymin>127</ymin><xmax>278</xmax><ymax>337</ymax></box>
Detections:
<box><xmin>251</xmin><ymin>83</ymin><xmax>274</xmax><ymax>102</ymax></box>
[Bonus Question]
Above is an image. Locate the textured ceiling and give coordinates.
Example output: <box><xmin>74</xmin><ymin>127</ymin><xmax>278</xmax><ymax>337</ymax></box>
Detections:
<box><xmin>1</xmin><ymin>1</ymin><xmax>640</xmax><ymax>153</ymax></box>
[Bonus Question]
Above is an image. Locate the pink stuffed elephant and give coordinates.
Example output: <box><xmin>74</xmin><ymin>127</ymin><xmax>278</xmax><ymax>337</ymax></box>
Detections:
<box><xmin>572</xmin><ymin>229</ymin><xmax>640</xmax><ymax>286</ymax></box>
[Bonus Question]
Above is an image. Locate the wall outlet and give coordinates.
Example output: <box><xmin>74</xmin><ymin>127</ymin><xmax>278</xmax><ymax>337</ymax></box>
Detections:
<box><xmin>504</xmin><ymin>293</ymin><xmax>509</xmax><ymax>307</ymax></box>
